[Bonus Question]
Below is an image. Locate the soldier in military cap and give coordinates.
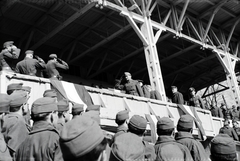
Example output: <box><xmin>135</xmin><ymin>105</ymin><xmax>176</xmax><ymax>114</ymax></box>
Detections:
<box><xmin>113</xmin><ymin>110</ymin><xmax>129</xmax><ymax>140</ymax></box>
<box><xmin>1</xmin><ymin>91</ymin><xmax>29</xmax><ymax>158</ymax></box>
<box><xmin>211</xmin><ymin>134</ymin><xmax>238</xmax><ymax>161</ymax></box>
<box><xmin>232</xmin><ymin>120</ymin><xmax>240</xmax><ymax>139</ymax></box>
<box><xmin>45</xmin><ymin>54</ymin><xmax>69</xmax><ymax>80</ymax></box>
<box><xmin>188</xmin><ymin>87</ymin><xmax>205</xmax><ymax>109</ymax></box>
<box><xmin>0</xmin><ymin>94</ymin><xmax>12</xmax><ymax>161</ymax></box>
<box><xmin>171</xmin><ymin>86</ymin><xmax>184</xmax><ymax>104</ymax></box>
<box><xmin>56</xmin><ymin>99</ymin><xmax>71</xmax><ymax>132</ymax></box>
<box><xmin>128</xmin><ymin>115</ymin><xmax>156</xmax><ymax>160</ymax></box>
<box><xmin>43</xmin><ymin>89</ymin><xmax>58</xmax><ymax>102</ymax></box>
<box><xmin>16</xmin><ymin>97</ymin><xmax>63</xmax><ymax>161</ymax></box>
<box><xmin>154</xmin><ymin>117</ymin><xmax>193</xmax><ymax>161</ymax></box>
<box><xmin>15</xmin><ymin>50</ymin><xmax>46</xmax><ymax>76</ymax></box>
<box><xmin>83</xmin><ymin>105</ymin><xmax>101</xmax><ymax>124</ymax></box>
<box><xmin>115</xmin><ymin>72</ymin><xmax>144</xmax><ymax>97</ymax></box>
<box><xmin>6</xmin><ymin>82</ymin><xmax>23</xmax><ymax>95</ymax></box>
<box><xmin>219</xmin><ymin>119</ymin><xmax>238</xmax><ymax>141</ymax></box>
<box><xmin>71</xmin><ymin>103</ymin><xmax>84</xmax><ymax>119</ymax></box>
<box><xmin>175</xmin><ymin>115</ymin><xmax>209</xmax><ymax>161</ymax></box>
<box><xmin>60</xmin><ymin>115</ymin><xmax>108</xmax><ymax>161</ymax></box>
<box><xmin>0</xmin><ymin>41</ymin><xmax>20</xmax><ymax>72</ymax></box>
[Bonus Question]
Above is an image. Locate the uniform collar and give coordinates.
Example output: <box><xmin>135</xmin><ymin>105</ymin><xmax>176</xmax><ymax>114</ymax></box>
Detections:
<box><xmin>175</xmin><ymin>131</ymin><xmax>194</xmax><ymax>140</ymax></box>
<box><xmin>30</xmin><ymin>120</ymin><xmax>57</xmax><ymax>135</ymax></box>
<box><xmin>117</xmin><ymin>125</ymin><xmax>128</xmax><ymax>132</ymax></box>
<box><xmin>155</xmin><ymin>135</ymin><xmax>176</xmax><ymax>144</ymax></box>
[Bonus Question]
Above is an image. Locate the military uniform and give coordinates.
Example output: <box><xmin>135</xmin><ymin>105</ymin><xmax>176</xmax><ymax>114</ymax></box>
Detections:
<box><xmin>15</xmin><ymin>56</ymin><xmax>45</xmax><ymax>76</ymax></box>
<box><xmin>210</xmin><ymin>105</ymin><xmax>223</xmax><ymax>118</ymax></box>
<box><xmin>124</xmin><ymin>79</ymin><xmax>144</xmax><ymax>96</ymax></box>
<box><xmin>172</xmin><ymin>91</ymin><xmax>184</xmax><ymax>104</ymax></box>
<box><xmin>219</xmin><ymin>125</ymin><xmax>239</xmax><ymax>141</ymax></box>
<box><xmin>189</xmin><ymin>95</ymin><xmax>205</xmax><ymax>109</ymax></box>
<box><xmin>113</xmin><ymin>110</ymin><xmax>129</xmax><ymax>141</ymax></box>
<box><xmin>45</xmin><ymin>54</ymin><xmax>68</xmax><ymax>79</ymax></box>
<box><xmin>232</xmin><ymin>108</ymin><xmax>240</xmax><ymax>121</ymax></box>
<box><xmin>113</xmin><ymin>125</ymin><xmax>128</xmax><ymax>141</ymax></box>
<box><xmin>16</xmin><ymin>121</ymin><xmax>63</xmax><ymax>161</ymax></box>
<box><xmin>150</xmin><ymin>90</ymin><xmax>162</xmax><ymax>100</ymax></box>
<box><xmin>0</xmin><ymin>41</ymin><xmax>20</xmax><ymax>72</ymax></box>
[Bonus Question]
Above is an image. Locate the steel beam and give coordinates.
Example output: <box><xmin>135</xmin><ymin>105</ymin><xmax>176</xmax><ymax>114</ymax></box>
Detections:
<box><xmin>30</xmin><ymin>3</ymin><xmax>95</xmax><ymax>50</ymax></box>
<box><xmin>177</xmin><ymin>0</ymin><xmax>189</xmax><ymax>31</ymax></box>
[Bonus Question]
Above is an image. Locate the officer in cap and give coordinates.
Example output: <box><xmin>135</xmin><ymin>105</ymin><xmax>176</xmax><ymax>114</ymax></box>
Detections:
<box><xmin>56</xmin><ymin>99</ymin><xmax>71</xmax><ymax>132</ymax></box>
<box><xmin>219</xmin><ymin>119</ymin><xmax>239</xmax><ymax>141</ymax></box>
<box><xmin>45</xmin><ymin>54</ymin><xmax>69</xmax><ymax>80</ymax></box>
<box><xmin>6</xmin><ymin>83</ymin><xmax>23</xmax><ymax>95</ymax></box>
<box><xmin>113</xmin><ymin>110</ymin><xmax>129</xmax><ymax>140</ymax></box>
<box><xmin>1</xmin><ymin>91</ymin><xmax>29</xmax><ymax>158</ymax></box>
<box><xmin>71</xmin><ymin>103</ymin><xmax>84</xmax><ymax>119</ymax></box>
<box><xmin>60</xmin><ymin>115</ymin><xmax>108</xmax><ymax>161</ymax></box>
<box><xmin>171</xmin><ymin>86</ymin><xmax>184</xmax><ymax>104</ymax></box>
<box><xmin>210</xmin><ymin>134</ymin><xmax>238</xmax><ymax>161</ymax></box>
<box><xmin>0</xmin><ymin>93</ymin><xmax>11</xmax><ymax>161</ymax></box>
<box><xmin>110</xmin><ymin>133</ymin><xmax>145</xmax><ymax>161</ymax></box>
<box><xmin>0</xmin><ymin>41</ymin><xmax>20</xmax><ymax>72</ymax></box>
<box><xmin>115</xmin><ymin>72</ymin><xmax>144</xmax><ymax>97</ymax></box>
<box><xmin>175</xmin><ymin>115</ymin><xmax>209</xmax><ymax>161</ymax></box>
<box><xmin>155</xmin><ymin>117</ymin><xmax>193</xmax><ymax>161</ymax></box>
<box><xmin>128</xmin><ymin>115</ymin><xmax>156</xmax><ymax>160</ymax></box>
<box><xmin>188</xmin><ymin>87</ymin><xmax>205</xmax><ymax>109</ymax></box>
<box><xmin>16</xmin><ymin>97</ymin><xmax>63</xmax><ymax>161</ymax></box>
<box><xmin>15</xmin><ymin>50</ymin><xmax>45</xmax><ymax>76</ymax></box>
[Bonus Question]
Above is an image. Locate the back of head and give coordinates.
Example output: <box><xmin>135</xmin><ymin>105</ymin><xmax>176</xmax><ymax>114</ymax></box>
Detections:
<box><xmin>60</xmin><ymin>115</ymin><xmax>105</xmax><ymax>161</ymax></box>
<box><xmin>43</xmin><ymin>89</ymin><xmax>57</xmax><ymax>98</ymax></box>
<box><xmin>25</xmin><ymin>50</ymin><xmax>34</xmax><ymax>58</ymax></box>
<box><xmin>49</xmin><ymin>54</ymin><xmax>57</xmax><ymax>60</ymax></box>
<box><xmin>57</xmin><ymin>99</ymin><xmax>69</xmax><ymax>112</ymax></box>
<box><xmin>9</xmin><ymin>91</ymin><xmax>28</xmax><ymax>112</ymax></box>
<box><xmin>110</xmin><ymin>133</ymin><xmax>145</xmax><ymax>161</ymax></box>
<box><xmin>72</xmin><ymin>103</ymin><xmax>84</xmax><ymax>116</ymax></box>
<box><xmin>157</xmin><ymin>117</ymin><xmax>175</xmax><ymax>136</ymax></box>
<box><xmin>115</xmin><ymin>110</ymin><xmax>129</xmax><ymax>125</ymax></box>
<box><xmin>7</xmin><ymin>83</ymin><xmax>23</xmax><ymax>95</ymax></box>
<box><xmin>128</xmin><ymin>115</ymin><xmax>147</xmax><ymax>136</ymax></box>
<box><xmin>211</xmin><ymin>134</ymin><xmax>237</xmax><ymax>161</ymax></box>
<box><xmin>177</xmin><ymin>115</ymin><xmax>193</xmax><ymax>132</ymax></box>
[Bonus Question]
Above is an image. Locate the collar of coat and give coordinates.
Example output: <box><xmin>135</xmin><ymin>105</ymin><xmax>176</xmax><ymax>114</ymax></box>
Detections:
<box><xmin>30</xmin><ymin>120</ymin><xmax>58</xmax><ymax>135</ymax></box>
<box><xmin>175</xmin><ymin>131</ymin><xmax>194</xmax><ymax>140</ymax></box>
<box><xmin>155</xmin><ymin>135</ymin><xmax>176</xmax><ymax>145</ymax></box>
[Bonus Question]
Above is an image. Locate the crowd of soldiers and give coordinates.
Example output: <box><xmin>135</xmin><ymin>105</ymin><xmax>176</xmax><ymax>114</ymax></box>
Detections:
<box><xmin>0</xmin><ymin>41</ymin><xmax>69</xmax><ymax>80</ymax></box>
<box><xmin>0</xmin><ymin>82</ymin><xmax>239</xmax><ymax>161</ymax></box>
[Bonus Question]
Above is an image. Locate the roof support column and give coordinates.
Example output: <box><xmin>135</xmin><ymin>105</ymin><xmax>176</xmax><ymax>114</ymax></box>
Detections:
<box><xmin>213</xmin><ymin>48</ymin><xmax>240</xmax><ymax>105</ymax></box>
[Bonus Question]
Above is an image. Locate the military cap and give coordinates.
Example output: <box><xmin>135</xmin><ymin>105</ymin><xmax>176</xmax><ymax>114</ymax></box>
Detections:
<box><xmin>171</xmin><ymin>86</ymin><xmax>177</xmax><ymax>89</ymax></box>
<box><xmin>189</xmin><ymin>87</ymin><xmax>195</xmax><ymax>92</ymax></box>
<box><xmin>22</xmin><ymin>86</ymin><xmax>31</xmax><ymax>93</ymax></box>
<box><xmin>60</xmin><ymin>115</ymin><xmax>104</xmax><ymax>160</ymax></box>
<box><xmin>128</xmin><ymin>115</ymin><xmax>147</xmax><ymax>130</ymax></box>
<box><xmin>3</xmin><ymin>41</ymin><xmax>14</xmax><ymax>48</ymax></box>
<box><xmin>0</xmin><ymin>93</ymin><xmax>10</xmax><ymax>113</ymax></box>
<box><xmin>31</xmin><ymin>97</ymin><xmax>58</xmax><ymax>115</ymax></box>
<box><xmin>83</xmin><ymin>111</ymin><xmax>100</xmax><ymax>125</ymax></box>
<box><xmin>110</xmin><ymin>133</ymin><xmax>145</xmax><ymax>161</ymax></box>
<box><xmin>115</xmin><ymin>110</ymin><xmax>129</xmax><ymax>123</ymax></box>
<box><xmin>9</xmin><ymin>91</ymin><xmax>28</xmax><ymax>107</ymax></box>
<box><xmin>25</xmin><ymin>50</ymin><xmax>34</xmax><ymax>55</ymax></box>
<box><xmin>43</xmin><ymin>89</ymin><xmax>57</xmax><ymax>98</ymax></box>
<box><xmin>157</xmin><ymin>117</ymin><xmax>174</xmax><ymax>130</ymax></box>
<box><xmin>57</xmin><ymin>99</ymin><xmax>69</xmax><ymax>112</ymax></box>
<box><xmin>177</xmin><ymin>115</ymin><xmax>193</xmax><ymax>129</ymax></box>
<box><xmin>85</xmin><ymin>105</ymin><xmax>100</xmax><ymax>112</ymax></box>
<box><xmin>124</xmin><ymin>72</ymin><xmax>131</xmax><ymax>77</ymax></box>
<box><xmin>211</xmin><ymin>134</ymin><xmax>236</xmax><ymax>155</ymax></box>
<box><xmin>49</xmin><ymin>54</ymin><xmax>57</xmax><ymax>59</ymax></box>
<box><xmin>72</xmin><ymin>103</ymin><xmax>84</xmax><ymax>113</ymax></box>
<box><xmin>7</xmin><ymin>83</ymin><xmax>23</xmax><ymax>91</ymax></box>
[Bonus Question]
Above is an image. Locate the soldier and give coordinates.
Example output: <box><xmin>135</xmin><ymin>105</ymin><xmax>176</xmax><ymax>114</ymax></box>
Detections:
<box><xmin>6</xmin><ymin>83</ymin><xmax>23</xmax><ymax>95</ymax></box>
<box><xmin>154</xmin><ymin>117</ymin><xmax>193</xmax><ymax>161</ymax></box>
<box><xmin>83</xmin><ymin>105</ymin><xmax>101</xmax><ymax>124</ymax></box>
<box><xmin>0</xmin><ymin>41</ymin><xmax>20</xmax><ymax>72</ymax></box>
<box><xmin>188</xmin><ymin>87</ymin><xmax>205</xmax><ymax>109</ymax></box>
<box><xmin>15</xmin><ymin>50</ymin><xmax>45</xmax><ymax>76</ymax></box>
<box><xmin>110</xmin><ymin>133</ymin><xmax>145</xmax><ymax>161</ymax></box>
<box><xmin>45</xmin><ymin>54</ymin><xmax>69</xmax><ymax>80</ymax></box>
<box><xmin>0</xmin><ymin>94</ymin><xmax>12</xmax><ymax>161</ymax></box>
<box><xmin>116</xmin><ymin>72</ymin><xmax>144</xmax><ymax>97</ymax></box>
<box><xmin>56</xmin><ymin>99</ymin><xmax>71</xmax><ymax>132</ymax></box>
<box><xmin>16</xmin><ymin>97</ymin><xmax>63</xmax><ymax>161</ymax></box>
<box><xmin>210</xmin><ymin>103</ymin><xmax>223</xmax><ymax>118</ymax></box>
<box><xmin>113</xmin><ymin>110</ymin><xmax>129</xmax><ymax>140</ymax></box>
<box><xmin>1</xmin><ymin>91</ymin><xmax>29</xmax><ymax>158</ymax></box>
<box><xmin>220</xmin><ymin>103</ymin><xmax>233</xmax><ymax>119</ymax></box>
<box><xmin>232</xmin><ymin>120</ymin><xmax>240</xmax><ymax>139</ymax></box>
<box><xmin>43</xmin><ymin>89</ymin><xmax>58</xmax><ymax>102</ymax></box>
<box><xmin>175</xmin><ymin>115</ymin><xmax>209</xmax><ymax>161</ymax></box>
<box><xmin>128</xmin><ymin>115</ymin><xmax>156</xmax><ymax>160</ymax></box>
<box><xmin>171</xmin><ymin>86</ymin><xmax>184</xmax><ymax>104</ymax></box>
<box><xmin>210</xmin><ymin>134</ymin><xmax>238</xmax><ymax>161</ymax></box>
<box><xmin>219</xmin><ymin>119</ymin><xmax>238</xmax><ymax>141</ymax></box>
<box><xmin>71</xmin><ymin>103</ymin><xmax>84</xmax><ymax>119</ymax></box>
<box><xmin>60</xmin><ymin>115</ymin><xmax>108</xmax><ymax>161</ymax></box>
<box><xmin>231</xmin><ymin>105</ymin><xmax>240</xmax><ymax>121</ymax></box>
